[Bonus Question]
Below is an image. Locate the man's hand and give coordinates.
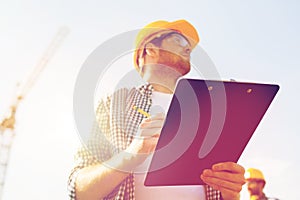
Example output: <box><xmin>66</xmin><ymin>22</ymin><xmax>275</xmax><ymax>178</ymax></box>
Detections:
<box><xmin>200</xmin><ymin>162</ymin><xmax>245</xmax><ymax>200</ymax></box>
<box><xmin>125</xmin><ymin>113</ymin><xmax>165</xmax><ymax>169</ymax></box>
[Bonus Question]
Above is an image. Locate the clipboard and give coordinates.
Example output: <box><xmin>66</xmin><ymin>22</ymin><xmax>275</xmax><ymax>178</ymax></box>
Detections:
<box><xmin>144</xmin><ymin>78</ymin><xmax>279</xmax><ymax>186</ymax></box>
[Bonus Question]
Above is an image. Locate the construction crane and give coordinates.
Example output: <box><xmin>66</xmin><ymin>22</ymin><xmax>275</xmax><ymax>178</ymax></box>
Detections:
<box><xmin>0</xmin><ymin>26</ymin><xmax>70</xmax><ymax>199</ymax></box>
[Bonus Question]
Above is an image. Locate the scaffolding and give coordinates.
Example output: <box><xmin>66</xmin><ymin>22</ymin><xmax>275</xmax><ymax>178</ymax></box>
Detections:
<box><xmin>0</xmin><ymin>27</ymin><xmax>69</xmax><ymax>199</ymax></box>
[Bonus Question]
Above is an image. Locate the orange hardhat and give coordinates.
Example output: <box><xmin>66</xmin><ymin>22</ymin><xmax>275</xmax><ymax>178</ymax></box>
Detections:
<box><xmin>133</xmin><ymin>19</ymin><xmax>200</xmax><ymax>70</ymax></box>
<box><xmin>245</xmin><ymin>168</ymin><xmax>266</xmax><ymax>182</ymax></box>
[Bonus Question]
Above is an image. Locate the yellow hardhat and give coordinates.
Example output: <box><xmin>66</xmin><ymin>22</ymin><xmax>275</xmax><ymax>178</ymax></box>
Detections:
<box><xmin>245</xmin><ymin>168</ymin><xmax>265</xmax><ymax>182</ymax></box>
<box><xmin>133</xmin><ymin>19</ymin><xmax>200</xmax><ymax>70</ymax></box>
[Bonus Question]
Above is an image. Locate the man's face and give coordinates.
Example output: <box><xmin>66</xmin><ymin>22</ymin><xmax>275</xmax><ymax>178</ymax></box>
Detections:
<box><xmin>155</xmin><ymin>33</ymin><xmax>192</xmax><ymax>76</ymax></box>
<box><xmin>156</xmin><ymin>49</ymin><xmax>191</xmax><ymax>76</ymax></box>
<box><xmin>247</xmin><ymin>180</ymin><xmax>265</xmax><ymax>196</ymax></box>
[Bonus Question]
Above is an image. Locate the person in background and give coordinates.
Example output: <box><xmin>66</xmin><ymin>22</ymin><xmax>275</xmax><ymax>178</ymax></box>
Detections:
<box><xmin>245</xmin><ymin>168</ymin><xmax>279</xmax><ymax>200</ymax></box>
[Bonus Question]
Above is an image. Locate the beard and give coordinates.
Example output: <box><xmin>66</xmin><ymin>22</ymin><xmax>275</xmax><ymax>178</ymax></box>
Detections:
<box><xmin>156</xmin><ymin>49</ymin><xmax>191</xmax><ymax>76</ymax></box>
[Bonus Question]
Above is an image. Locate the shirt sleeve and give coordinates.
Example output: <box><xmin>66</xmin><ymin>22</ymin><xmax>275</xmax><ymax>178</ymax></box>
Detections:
<box><xmin>67</xmin><ymin>96</ymin><xmax>112</xmax><ymax>200</ymax></box>
<box><xmin>205</xmin><ymin>185</ymin><xmax>223</xmax><ymax>200</ymax></box>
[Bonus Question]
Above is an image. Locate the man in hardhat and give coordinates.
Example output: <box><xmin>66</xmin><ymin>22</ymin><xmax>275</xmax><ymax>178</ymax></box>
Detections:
<box><xmin>245</xmin><ymin>168</ymin><xmax>279</xmax><ymax>200</ymax></box>
<box><xmin>68</xmin><ymin>19</ymin><xmax>246</xmax><ymax>200</ymax></box>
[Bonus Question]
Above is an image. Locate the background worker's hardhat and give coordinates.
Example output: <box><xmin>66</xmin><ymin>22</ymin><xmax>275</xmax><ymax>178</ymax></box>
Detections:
<box><xmin>133</xmin><ymin>19</ymin><xmax>200</xmax><ymax>70</ymax></box>
<box><xmin>245</xmin><ymin>168</ymin><xmax>266</xmax><ymax>183</ymax></box>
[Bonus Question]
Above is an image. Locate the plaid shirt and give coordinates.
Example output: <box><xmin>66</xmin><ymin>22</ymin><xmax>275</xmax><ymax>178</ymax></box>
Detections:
<box><xmin>68</xmin><ymin>84</ymin><xmax>222</xmax><ymax>200</ymax></box>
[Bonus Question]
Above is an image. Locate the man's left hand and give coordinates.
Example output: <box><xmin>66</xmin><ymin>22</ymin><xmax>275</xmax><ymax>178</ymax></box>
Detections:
<box><xmin>200</xmin><ymin>162</ymin><xmax>245</xmax><ymax>200</ymax></box>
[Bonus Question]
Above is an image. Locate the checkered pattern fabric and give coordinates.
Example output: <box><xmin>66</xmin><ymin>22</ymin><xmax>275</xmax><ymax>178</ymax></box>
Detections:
<box><xmin>205</xmin><ymin>185</ymin><xmax>222</xmax><ymax>200</ymax></box>
<box><xmin>68</xmin><ymin>84</ymin><xmax>222</xmax><ymax>200</ymax></box>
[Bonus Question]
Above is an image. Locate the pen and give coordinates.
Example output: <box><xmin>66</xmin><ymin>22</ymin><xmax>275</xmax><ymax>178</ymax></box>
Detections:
<box><xmin>132</xmin><ymin>106</ymin><xmax>151</xmax><ymax>118</ymax></box>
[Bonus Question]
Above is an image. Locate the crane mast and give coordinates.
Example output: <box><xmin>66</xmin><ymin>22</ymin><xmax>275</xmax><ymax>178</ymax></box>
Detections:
<box><xmin>0</xmin><ymin>27</ymin><xmax>69</xmax><ymax>199</ymax></box>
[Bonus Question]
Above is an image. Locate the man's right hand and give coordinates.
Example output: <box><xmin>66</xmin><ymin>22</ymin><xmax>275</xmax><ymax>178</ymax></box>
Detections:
<box><xmin>125</xmin><ymin>112</ymin><xmax>165</xmax><ymax>169</ymax></box>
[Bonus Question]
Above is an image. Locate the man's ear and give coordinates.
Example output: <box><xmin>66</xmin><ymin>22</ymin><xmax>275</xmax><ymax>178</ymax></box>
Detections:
<box><xmin>145</xmin><ymin>43</ymin><xmax>159</xmax><ymax>57</ymax></box>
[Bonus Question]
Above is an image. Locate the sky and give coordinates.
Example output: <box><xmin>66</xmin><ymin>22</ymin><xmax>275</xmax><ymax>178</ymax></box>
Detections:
<box><xmin>0</xmin><ymin>0</ymin><xmax>299</xmax><ymax>199</ymax></box>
